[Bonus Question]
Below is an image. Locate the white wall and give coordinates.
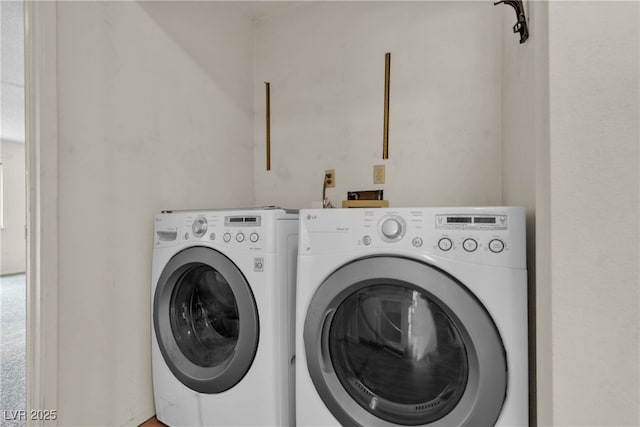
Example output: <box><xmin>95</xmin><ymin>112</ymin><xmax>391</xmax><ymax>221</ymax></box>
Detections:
<box><xmin>503</xmin><ymin>2</ymin><xmax>640</xmax><ymax>425</ymax></box>
<box><xmin>0</xmin><ymin>140</ymin><xmax>25</xmax><ymax>275</ymax></box>
<box><xmin>547</xmin><ymin>2</ymin><xmax>639</xmax><ymax>425</ymax></box>
<box><xmin>501</xmin><ymin>9</ymin><xmax>536</xmax><ymax>211</ymax></box>
<box><xmin>254</xmin><ymin>1</ymin><xmax>503</xmax><ymax>208</ymax></box>
<box><xmin>500</xmin><ymin>1</ymin><xmax>549</xmax><ymax>424</ymax></box>
<box><xmin>55</xmin><ymin>2</ymin><xmax>254</xmax><ymax>425</ymax></box>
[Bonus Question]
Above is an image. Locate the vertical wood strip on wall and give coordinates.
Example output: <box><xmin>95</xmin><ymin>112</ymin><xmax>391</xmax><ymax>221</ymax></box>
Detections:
<box><xmin>383</xmin><ymin>52</ymin><xmax>391</xmax><ymax>159</ymax></box>
<box><xmin>265</xmin><ymin>82</ymin><xmax>271</xmax><ymax>170</ymax></box>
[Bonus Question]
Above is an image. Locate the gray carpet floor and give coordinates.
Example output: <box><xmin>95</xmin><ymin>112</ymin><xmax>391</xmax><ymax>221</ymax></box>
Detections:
<box><xmin>0</xmin><ymin>274</ymin><xmax>26</xmax><ymax>427</ymax></box>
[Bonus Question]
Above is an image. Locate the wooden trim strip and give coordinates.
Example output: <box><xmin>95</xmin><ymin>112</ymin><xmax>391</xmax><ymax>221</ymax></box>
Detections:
<box><xmin>265</xmin><ymin>82</ymin><xmax>271</xmax><ymax>171</ymax></box>
<box><xmin>383</xmin><ymin>52</ymin><xmax>390</xmax><ymax>159</ymax></box>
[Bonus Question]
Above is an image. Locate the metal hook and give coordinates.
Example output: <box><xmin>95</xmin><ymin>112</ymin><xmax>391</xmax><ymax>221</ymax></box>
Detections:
<box><xmin>494</xmin><ymin>0</ymin><xmax>529</xmax><ymax>44</ymax></box>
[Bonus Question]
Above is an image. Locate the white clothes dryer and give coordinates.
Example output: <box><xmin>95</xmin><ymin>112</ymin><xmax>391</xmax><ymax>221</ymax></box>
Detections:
<box><xmin>152</xmin><ymin>208</ymin><xmax>298</xmax><ymax>426</ymax></box>
<box><xmin>296</xmin><ymin>207</ymin><xmax>528</xmax><ymax>427</ymax></box>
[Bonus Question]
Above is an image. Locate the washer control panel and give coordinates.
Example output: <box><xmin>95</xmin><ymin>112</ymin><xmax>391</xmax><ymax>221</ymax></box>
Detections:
<box><xmin>155</xmin><ymin>209</ymin><xmax>299</xmax><ymax>254</ymax></box>
<box><xmin>174</xmin><ymin>214</ymin><xmax>264</xmax><ymax>249</ymax></box>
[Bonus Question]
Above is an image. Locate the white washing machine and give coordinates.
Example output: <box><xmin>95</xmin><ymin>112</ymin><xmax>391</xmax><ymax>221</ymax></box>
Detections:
<box><xmin>296</xmin><ymin>207</ymin><xmax>528</xmax><ymax>427</ymax></box>
<box><xmin>151</xmin><ymin>208</ymin><xmax>298</xmax><ymax>426</ymax></box>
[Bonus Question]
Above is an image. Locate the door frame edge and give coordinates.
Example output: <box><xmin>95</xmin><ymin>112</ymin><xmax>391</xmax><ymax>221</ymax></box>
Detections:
<box><xmin>25</xmin><ymin>1</ymin><xmax>58</xmax><ymax>425</ymax></box>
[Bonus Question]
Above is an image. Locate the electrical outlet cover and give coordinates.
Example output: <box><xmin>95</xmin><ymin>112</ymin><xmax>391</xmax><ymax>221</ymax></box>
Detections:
<box><xmin>373</xmin><ymin>165</ymin><xmax>385</xmax><ymax>184</ymax></box>
<box><xmin>325</xmin><ymin>169</ymin><xmax>335</xmax><ymax>188</ymax></box>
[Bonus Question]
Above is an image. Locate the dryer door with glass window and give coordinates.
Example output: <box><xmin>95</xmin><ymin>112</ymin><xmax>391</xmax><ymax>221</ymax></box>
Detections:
<box><xmin>304</xmin><ymin>256</ymin><xmax>507</xmax><ymax>427</ymax></box>
<box><xmin>154</xmin><ymin>246</ymin><xmax>258</xmax><ymax>394</ymax></box>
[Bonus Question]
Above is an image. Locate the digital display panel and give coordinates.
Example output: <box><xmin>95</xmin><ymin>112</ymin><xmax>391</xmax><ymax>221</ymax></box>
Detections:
<box><xmin>474</xmin><ymin>217</ymin><xmax>496</xmax><ymax>224</ymax></box>
<box><xmin>447</xmin><ymin>217</ymin><xmax>472</xmax><ymax>223</ymax></box>
<box><xmin>226</xmin><ymin>216</ymin><xmax>262</xmax><ymax>226</ymax></box>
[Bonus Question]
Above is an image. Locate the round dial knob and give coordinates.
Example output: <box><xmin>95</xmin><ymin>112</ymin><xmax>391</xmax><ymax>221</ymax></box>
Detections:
<box><xmin>192</xmin><ymin>217</ymin><xmax>208</xmax><ymax>237</ymax></box>
<box><xmin>381</xmin><ymin>219</ymin><xmax>402</xmax><ymax>240</ymax></box>
<box><xmin>438</xmin><ymin>238</ymin><xmax>453</xmax><ymax>251</ymax></box>
<box><xmin>250</xmin><ymin>232</ymin><xmax>259</xmax><ymax>243</ymax></box>
<box><xmin>236</xmin><ymin>233</ymin><xmax>245</xmax><ymax>243</ymax></box>
<box><xmin>463</xmin><ymin>238</ymin><xmax>478</xmax><ymax>252</ymax></box>
<box><xmin>489</xmin><ymin>239</ymin><xmax>505</xmax><ymax>253</ymax></box>
<box><xmin>223</xmin><ymin>233</ymin><xmax>231</xmax><ymax>243</ymax></box>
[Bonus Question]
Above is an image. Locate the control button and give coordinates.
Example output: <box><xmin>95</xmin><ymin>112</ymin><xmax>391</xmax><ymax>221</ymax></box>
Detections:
<box><xmin>209</xmin><ymin>233</ymin><xmax>216</xmax><ymax>241</ymax></box>
<box><xmin>381</xmin><ymin>219</ymin><xmax>402</xmax><ymax>239</ymax></box>
<box><xmin>362</xmin><ymin>235</ymin><xmax>372</xmax><ymax>246</ymax></box>
<box><xmin>223</xmin><ymin>233</ymin><xmax>231</xmax><ymax>243</ymax></box>
<box><xmin>438</xmin><ymin>238</ymin><xmax>452</xmax><ymax>251</ymax></box>
<box><xmin>463</xmin><ymin>238</ymin><xmax>478</xmax><ymax>252</ymax></box>
<box><xmin>489</xmin><ymin>239</ymin><xmax>505</xmax><ymax>253</ymax></box>
<box><xmin>236</xmin><ymin>233</ymin><xmax>245</xmax><ymax>243</ymax></box>
<box><xmin>412</xmin><ymin>237</ymin><xmax>423</xmax><ymax>248</ymax></box>
<box><xmin>192</xmin><ymin>216</ymin><xmax>208</xmax><ymax>237</ymax></box>
<box><xmin>250</xmin><ymin>232</ymin><xmax>259</xmax><ymax>243</ymax></box>
<box><xmin>184</xmin><ymin>232</ymin><xmax>190</xmax><ymax>240</ymax></box>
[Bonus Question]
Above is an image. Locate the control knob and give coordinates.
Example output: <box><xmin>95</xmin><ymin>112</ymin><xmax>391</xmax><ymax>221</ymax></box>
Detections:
<box><xmin>489</xmin><ymin>239</ymin><xmax>505</xmax><ymax>253</ymax></box>
<box><xmin>192</xmin><ymin>217</ymin><xmax>208</xmax><ymax>237</ymax></box>
<box><xmin>463</xmin><ymin>238</ymin><xmax>478</xmax><ymax>252</ymax></box>
<box><xmin>381</xmin><ymin>218</ymin><xmax>402</xmax><ymax>240</ymax></box>
<box><xmin>438</xmin><ymin>238</ymin><xmax>453</xmax><ymax>251</ymax></box>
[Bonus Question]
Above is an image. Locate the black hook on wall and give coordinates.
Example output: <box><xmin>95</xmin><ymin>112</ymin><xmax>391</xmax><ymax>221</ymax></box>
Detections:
<box><xmin>494</xmin><ymin>0</ymin><xmax>529</xmax><ymax>44</ymax></box>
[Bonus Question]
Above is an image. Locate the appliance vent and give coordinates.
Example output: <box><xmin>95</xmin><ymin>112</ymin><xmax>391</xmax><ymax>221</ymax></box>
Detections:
<box><xmin>352</xmin><ymin>379</ymin><xmax>374</xmax><ymax>399</ymax></box>
<box><xmin>415</xmin><ymin>400</ymin><xmax>441</xmax><ymax>412</ymax></box>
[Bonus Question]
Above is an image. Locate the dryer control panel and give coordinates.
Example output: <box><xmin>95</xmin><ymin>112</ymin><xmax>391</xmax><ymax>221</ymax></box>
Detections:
<box><xmin>299</xmin><ymin>207</ymin><xmax>526</xmax><ymax>269</ymax></box>
<box><xmin>435</xmin><ymin>214</ymin><xmax>508</xmax><ymax>230</ymax></box>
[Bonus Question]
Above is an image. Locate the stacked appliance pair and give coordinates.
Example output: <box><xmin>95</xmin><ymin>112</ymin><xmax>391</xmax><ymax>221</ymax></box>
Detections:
<box><xmin>151</xmin><ymin>206</ymin><xmax>529</xmax><ymax>427</ymax></box>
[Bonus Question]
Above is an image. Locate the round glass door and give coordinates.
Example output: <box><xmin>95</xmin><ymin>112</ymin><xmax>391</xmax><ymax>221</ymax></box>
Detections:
<box><xmin>154</xmin><ymin>247</ymin><xmax>259</xmax><ymax>394</ymax></box>
<box><xmin>170</xmin><ymin>265</ymin><xmax>240</xmax><ymax>368</ymax></box>
<box><xmin>304</xmin><ymin>256</ymin><xmax>507</xmax><ymax>427</ymax></box>
<box><xmin>329</xmin><ymin>285</ymin><xmax>468</xmax><ymax>425</ymax></box>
